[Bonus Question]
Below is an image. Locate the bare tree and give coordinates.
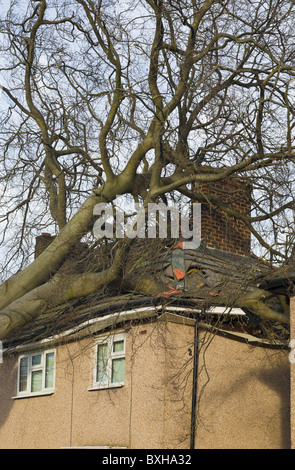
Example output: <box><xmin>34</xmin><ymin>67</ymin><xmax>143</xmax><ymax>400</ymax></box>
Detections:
<box><xmin>0</xmin><ymin>0</ymin><xmax>295</xmax><ymax>340</ymax></box>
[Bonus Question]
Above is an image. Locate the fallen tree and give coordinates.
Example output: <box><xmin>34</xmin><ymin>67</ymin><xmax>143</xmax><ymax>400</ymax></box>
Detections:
<box><xmin>0</xmin><ymin>0</ymin><xmax>295</xmax><ymax>340</ymax></box>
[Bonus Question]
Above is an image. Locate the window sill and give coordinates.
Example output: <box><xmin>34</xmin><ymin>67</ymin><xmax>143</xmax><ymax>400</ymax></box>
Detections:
<box><xmin>88</xmin><ymin>383</ymin><xmax>124</xmax><ymax>391</ymax></box>
<box><xmin>12</xmin><ymin>391</ymin><xmax>55</xmax><ymax>399</ymax></box>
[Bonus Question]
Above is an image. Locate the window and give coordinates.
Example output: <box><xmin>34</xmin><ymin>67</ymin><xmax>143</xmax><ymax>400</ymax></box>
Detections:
<box><xmin>17</xmin><ymin>349</ymin><xmax>56</xmax><ymax>397</ymax></box>
<box><xmin>92</xmin><ymin>333</ymin><xmax>125</xmax><ymax>389</ymax></box>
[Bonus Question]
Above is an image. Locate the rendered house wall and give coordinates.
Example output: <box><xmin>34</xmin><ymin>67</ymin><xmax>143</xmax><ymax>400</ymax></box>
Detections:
<box><xmin>195</xmin><ymin>331</ymin><xmax>290</xmax><ymax>449</ymax></box>
<box><xmin>0</xmin><ymin>320</ymin><xmax>193</xmax><ymax>449</ymax></box>
<box><xmin>0</xmin><ymin>317</ymin><xmax>290</xmax><ymax>449</ymax></box>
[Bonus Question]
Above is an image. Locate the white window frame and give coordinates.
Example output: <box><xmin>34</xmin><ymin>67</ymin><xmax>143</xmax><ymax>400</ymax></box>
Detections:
<box><xmin>91</xmin><ymin>333</ymin><xmax>126</xmax><ymax>390</ymax></box>
<box><xmin>16</xmin><ymin>349</ymin><xmax>56</xmax><ymax>398</ymax></box>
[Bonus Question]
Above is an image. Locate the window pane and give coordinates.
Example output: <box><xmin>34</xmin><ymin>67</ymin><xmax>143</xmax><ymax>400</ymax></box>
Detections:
<box><xmin>31</xmin><ymin>370</ymin><xmax>42</xmax><ymax>392</ymax></box>
<box><xmin>113</xmin><ymin>340</ymin><xmax>124</xmax><ymax>353</ymax></box>
<box><xmin>45</xmin><ymin>352</ymin><xmax>54</xmax><ymax>389</ymax></box>
<box><xmin>19</xmin><ymin>357</ymin><xmax>28</xmax><ymax>392</ymax></box>
<box><xmin>97</xmin><ymin>344</ymin><xmax>108</xmax><ymax>383</ymax></box>
<box><xmin>111</xmin><ymin>358</ymin><xmax>125</xmax><ymax>383</ymax></box>
<box><xmin>32</xmin><ymin>354</ymin><xmax>41</xmax><ymax>367</ymax></box>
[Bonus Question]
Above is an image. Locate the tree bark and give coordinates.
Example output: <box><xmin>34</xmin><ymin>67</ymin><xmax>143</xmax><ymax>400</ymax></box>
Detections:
<box><xmin>0</xmin><ymin>238</ymin><xmax>132</xmax><ymax>340</ymax></box>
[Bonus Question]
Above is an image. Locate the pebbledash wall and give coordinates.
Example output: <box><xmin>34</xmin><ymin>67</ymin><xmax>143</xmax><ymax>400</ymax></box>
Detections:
<box><xmin>0</xmin><ymin>314</ymin><xmax>290</xmax><ymax>449</ymax></box>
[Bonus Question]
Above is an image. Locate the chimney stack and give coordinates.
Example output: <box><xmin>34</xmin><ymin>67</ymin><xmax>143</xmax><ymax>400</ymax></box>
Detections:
<box><xmin>196</xmin><ymin>177</ymin><xmax>251</xmax><ymax>256</ymax></box>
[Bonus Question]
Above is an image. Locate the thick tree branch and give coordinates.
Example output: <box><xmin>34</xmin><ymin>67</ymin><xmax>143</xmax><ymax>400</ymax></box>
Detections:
<box><xmin>0</xmin><ymin>239</ymin><xmax>133</xmax><ymax>340</ymax></box>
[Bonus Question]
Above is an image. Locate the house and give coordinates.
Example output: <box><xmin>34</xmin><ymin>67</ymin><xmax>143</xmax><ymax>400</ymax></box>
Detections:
<box><xmin>0</xmin><ymin>179</ymin><xmax>292</xmax><ymax>449</ymax></box>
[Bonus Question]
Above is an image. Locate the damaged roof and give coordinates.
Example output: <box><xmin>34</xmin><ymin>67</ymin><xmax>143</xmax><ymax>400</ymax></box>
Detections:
<box><xmin>3</xmin><ymin>239</ymin><xmax>291</xmax><ymax>351</ymax></box>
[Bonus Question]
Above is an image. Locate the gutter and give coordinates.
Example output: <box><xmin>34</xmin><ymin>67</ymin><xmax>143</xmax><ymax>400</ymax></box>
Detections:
<box><xmin>3</xmin><ymin>305</ymin><xmax>246</xmax><ymax>355</ymax></box>
<box><xmin>3</xmin><ymin>306</ymin><xmax>162</xmax><ymax>355</ymax></box>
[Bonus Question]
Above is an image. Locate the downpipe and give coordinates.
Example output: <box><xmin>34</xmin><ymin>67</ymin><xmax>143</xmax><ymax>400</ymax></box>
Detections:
<box><xmin>190</xmin><ymin>319</ymin><xmax>199</xmax><ymax>449</ymax></box>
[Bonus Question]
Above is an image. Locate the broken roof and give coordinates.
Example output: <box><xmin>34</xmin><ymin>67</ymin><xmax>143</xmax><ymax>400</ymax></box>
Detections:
<box><xmin>3</xmin><ymin>240</ymin><xmax>291</xmax><ymax>351</ymax></box>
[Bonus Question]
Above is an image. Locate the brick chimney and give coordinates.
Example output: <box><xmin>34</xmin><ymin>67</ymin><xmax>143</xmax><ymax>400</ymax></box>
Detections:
<box><xmin>196</xmin><ymin>177</ymin><xmax>251</xmax><ymax>256</ymax></box>
<box><xmin>34</xmin><ymin>233</ymin><xmax>55</xmax><ymax>259</ymax></box>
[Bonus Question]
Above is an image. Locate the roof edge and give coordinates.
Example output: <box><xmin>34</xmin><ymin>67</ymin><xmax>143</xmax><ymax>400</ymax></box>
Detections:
<box><xmin>3</xmin><ymin>305</ymin><xmax>247</xmax><ymax>354</ymax></box>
